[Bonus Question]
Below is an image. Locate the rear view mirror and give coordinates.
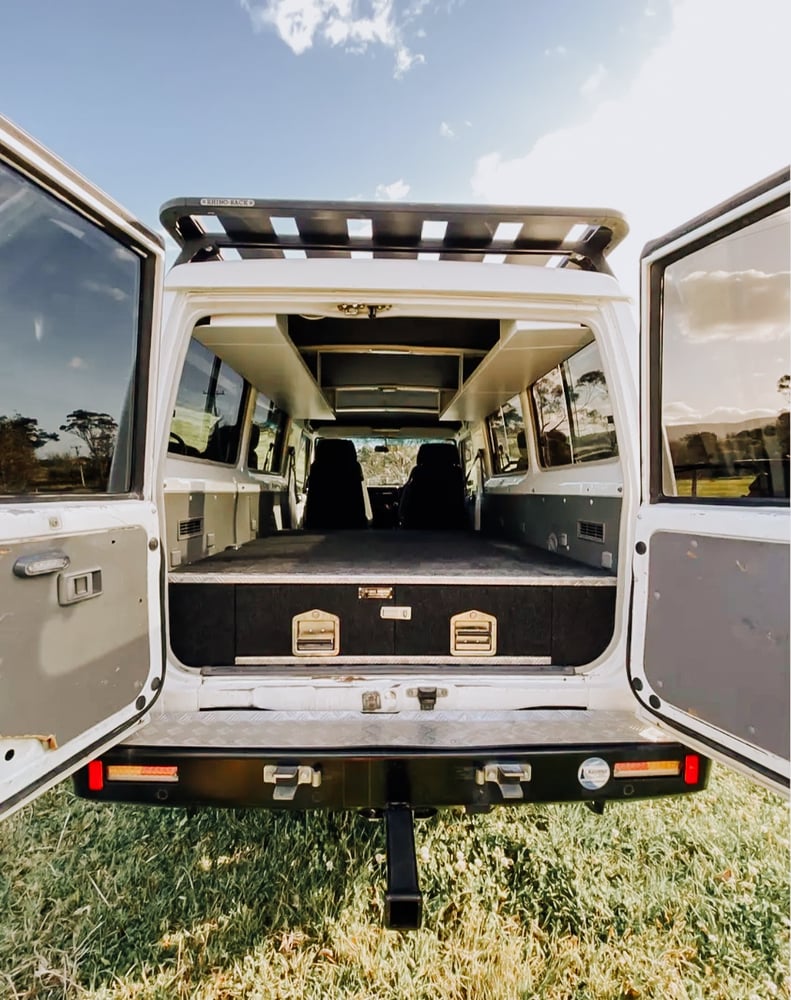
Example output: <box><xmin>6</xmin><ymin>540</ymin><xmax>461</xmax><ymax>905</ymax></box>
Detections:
<box><xmin>375</xmin><ymin>444</ymin><xmax>390</xmax><ymax>453</ymax></box>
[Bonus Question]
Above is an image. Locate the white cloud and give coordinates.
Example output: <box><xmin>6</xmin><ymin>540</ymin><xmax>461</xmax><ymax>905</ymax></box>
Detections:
<box><xmin>376</xmin><ymin>178</ymin><xmax>410</xmax><ymax>199</ymax></box>
<box><xmin>82</xmin><ymin>280</ymin><xmax>128</xmax><ymax>302</ymax></box>
<box><xmin>580</xmin><ymin>63</ymin><xmax>607</xmax><ymax>98</ymax></box>
<box><xmin>68</xmin><ymin>357</ymin><xmax>88</xmax><ymax>370</ymax></box>
<box><xmin>240</xmin><ymin>0</ymin><xmax>425</xmax><ymax>77</ymax></box>
<box><xmin>544</xmin><ymin>45</ymin><xmax>567</xmax><ymax>56</ymax></box>
<box><xmin>664</xmin><ymin>402</ymin><xmax>778</xmax><ymax>426</ymax></box>
<box><xmin>671</xmin><ymin>269</ymin><xmax>790</xmax><ymax>341</ymax></box>
<box><xmin>439</xmin><ymin>121</ymin><xmax>455</xmax><ymax>139</ymax></box>
<box><xmin>394</xmin><ymin>44</ymin><xmax>424</xmax><ymax>76</ymax></box>
<box><xmin>470</xmin><ymin>0</ymin><xmax>790</xmax><ymax>305</ymax></box>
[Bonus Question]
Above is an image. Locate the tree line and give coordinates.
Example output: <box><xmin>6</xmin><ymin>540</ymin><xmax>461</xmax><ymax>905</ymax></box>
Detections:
<box><xmin>0</xmin><ymin>410</ymin><xmax>118</xmax><ymax>493</ymax></box>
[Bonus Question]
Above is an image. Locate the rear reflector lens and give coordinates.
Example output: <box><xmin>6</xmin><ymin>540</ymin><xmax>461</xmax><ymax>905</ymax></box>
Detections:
<box><xmin>683</xmin><ymin>754</ymin><xmax>700</xmax><ymax>785</ymax></box>
<box><xmin>106</xmin><ymin>764</ymin><xmax>179</xmax><ymax>783</ymax></box>
<box><xmin>613</xmin><ymin>760</ymin><xmax>681</xmax><ymax>779</ymax></box>
<box><xmin>87</xmin><ymin>760</ymin><xmax>104</xmax><ymax>792</ymax></box>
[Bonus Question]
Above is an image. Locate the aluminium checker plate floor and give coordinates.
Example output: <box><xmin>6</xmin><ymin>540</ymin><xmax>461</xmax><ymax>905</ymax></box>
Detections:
<box><xmin>120</xmin><ymin>709</ymin><xmax>670</xmax><ymax>750</ymax></box>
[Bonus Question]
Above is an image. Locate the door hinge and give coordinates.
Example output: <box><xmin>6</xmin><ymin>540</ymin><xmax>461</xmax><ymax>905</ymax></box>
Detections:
<box><xmin>475</xmin><ymin>762</ymin><xmax>532</xmax><ymax>800</ymax></box>
<box><xmin>263</xmin><ymin>764</ymin><xmax>321</xmax><ymax>801</ymax></box>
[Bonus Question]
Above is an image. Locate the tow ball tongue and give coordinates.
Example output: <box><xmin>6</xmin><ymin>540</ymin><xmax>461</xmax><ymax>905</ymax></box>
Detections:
<box><xmin>384</xmin><ymin>805</ymin><xmax>423</xmax><ymax>930</ymax></box>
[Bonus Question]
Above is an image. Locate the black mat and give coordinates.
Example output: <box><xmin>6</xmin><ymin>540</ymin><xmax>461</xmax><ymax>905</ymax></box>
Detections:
<box><xmin>170</xmin><ymin>530</ymin><xmax>613</xmax><ymax>582</ymax></box>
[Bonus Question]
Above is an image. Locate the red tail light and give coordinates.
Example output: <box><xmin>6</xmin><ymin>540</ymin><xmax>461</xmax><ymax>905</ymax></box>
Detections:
<box><xmin>87</xmin><ymin>760</ymin><xmax>104</xmax><ymax>792</ymax></box>
<box><xmin>683</xmin><ymin>754</ymin><xmax>700</xmax><ymax>785</ymax></box>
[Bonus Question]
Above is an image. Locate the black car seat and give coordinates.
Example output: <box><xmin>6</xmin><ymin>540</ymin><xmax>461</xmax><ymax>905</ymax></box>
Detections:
<box><xmin>303</xmin><ymin>438</ymin><xmax>369</xmax><ymax>529</ymax></box>
<box><xmin>398</xmin><ymin>442</ymin><xmax>467</xmax><ymax>530</ymax></box>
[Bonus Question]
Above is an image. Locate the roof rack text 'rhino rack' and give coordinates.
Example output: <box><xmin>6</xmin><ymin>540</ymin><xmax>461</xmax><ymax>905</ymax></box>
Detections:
<box><xmin>159</xmin><ymin>198</ymin><xmax>628</xmax><ymax>273</ymax></box>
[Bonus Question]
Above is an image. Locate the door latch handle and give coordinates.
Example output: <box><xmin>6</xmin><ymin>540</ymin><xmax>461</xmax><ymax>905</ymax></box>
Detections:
<box><xmin>13</xmin><ymin>551</ymin><xmax>70</xmax><ymax>578</ymax></box>
<box><xmin>57</xmin><ymin>568</ymin><xmax>102</xmax><ymax>606</ymax></box>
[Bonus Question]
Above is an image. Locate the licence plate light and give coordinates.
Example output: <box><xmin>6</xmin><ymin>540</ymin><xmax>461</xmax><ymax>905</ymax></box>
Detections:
<box><xmin>613</xmin><ymin>760</ymin><xmax>681</xmax><ymax>778</ymax></box>
<box><xmin>106</xmin><ymin>764</ymin><xmax>179</xmax><ymax>783</ymax></box>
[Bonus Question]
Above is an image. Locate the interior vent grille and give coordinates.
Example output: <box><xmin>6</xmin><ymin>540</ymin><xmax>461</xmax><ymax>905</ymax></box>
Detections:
<box><xmin>178</xmin><ymin>517</ymin><xmax>203</xmax><ymax>540</ymax></box>
<box><xmin>577</xmin><ymin>520</ymin><xmax>605</xmax><ymax>543</ymax></box>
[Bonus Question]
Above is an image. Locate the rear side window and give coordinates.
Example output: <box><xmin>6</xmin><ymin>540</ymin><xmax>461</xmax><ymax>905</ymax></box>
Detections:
<box><xmin>0</xmin><ymin>160</ymin><xmax>143</xmax><ymax>496</ymax></box>
<box><xmin>486</xmin><ymin>395</ymin><xmax>527</xmax><ymax>473</ymax></box>
<box><xmin>658</xmin><ymin>205</ymin><xmax>789</xmax><ymax>501</ymax></box>
<box><xmin>248</xmin><ymin>392</ymin><xmax>287</xmax><ymax>473</ymax></box>
<box><xmin>532</xmin><ymin>342</ymin><xmax>617</xmax><ymax>467</ymax></box>
<box><xmin>169</xmin><ymin>340</ymin><xmax>245</xmax><ymax>464</ymax></box>
<box><xmin>294</xmin><ymin>432</ymin><xmax>311</xmax><ymax>491</ymax></box>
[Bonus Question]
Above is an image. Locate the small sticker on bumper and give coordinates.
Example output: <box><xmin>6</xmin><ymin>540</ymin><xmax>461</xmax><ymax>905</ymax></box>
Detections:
<box><xmin>578</xmin><ymin>757</ymin><xmax>611</xmax><ymax>790</ymax></box>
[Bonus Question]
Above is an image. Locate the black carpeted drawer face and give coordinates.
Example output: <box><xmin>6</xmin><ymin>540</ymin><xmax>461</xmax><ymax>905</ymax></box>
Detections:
<box><xmin>235</xmin><ymin>584</ymin><xmax>395</xmax><ymax>657</ymax></box>
<box><xmin>170</xmin><ymin>580</ymin><xmax>615</xmax><ymax>666</ymax></box>
<box><xmin>393</xmin><ymin>584</ymin><xmax>552</xmax><ymax>657</ymax></box>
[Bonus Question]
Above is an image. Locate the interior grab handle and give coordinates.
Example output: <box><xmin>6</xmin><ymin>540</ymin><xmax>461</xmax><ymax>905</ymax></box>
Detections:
<box><xmin>13</xmin><ymin>551</ymin><xmax>70</xmax><ymax>578</ymax></box>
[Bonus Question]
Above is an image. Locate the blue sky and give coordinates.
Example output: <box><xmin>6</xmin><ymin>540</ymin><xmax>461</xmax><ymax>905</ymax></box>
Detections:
<box><xmin>2</xmin><ymin>0</ymin><xmax>788</xmax><ymax>299</ymax></box>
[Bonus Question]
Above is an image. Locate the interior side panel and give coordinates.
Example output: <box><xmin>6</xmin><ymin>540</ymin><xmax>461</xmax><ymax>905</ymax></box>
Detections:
<box><xmin>258</xmin><ymin>487</ymin><xmax>292</xmax><ymax>532</ymax></box>
<box><xmin>165</xmin><ymin>490</ymin><xmax>236</xmax><ymax>567</ymax></box>
<box><xmin>481</xmin><ymin>493</ymin><xmax>621</xmax><ymax>572</ymax></box>
<box><xmin>235</xmin><ymin>490</ymin><xmax>258</xmax><ymax>544</ymax></box>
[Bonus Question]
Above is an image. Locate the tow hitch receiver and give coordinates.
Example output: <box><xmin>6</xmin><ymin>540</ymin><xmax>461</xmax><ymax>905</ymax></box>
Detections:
<box><xmin>384</xmin><ymin>805</ymin><xmax>423</xmax><ymax>930</ymax></box>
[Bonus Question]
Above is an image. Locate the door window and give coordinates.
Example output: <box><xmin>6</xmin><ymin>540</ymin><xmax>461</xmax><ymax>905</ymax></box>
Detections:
<box><xmin>532</xmin><ymin>342</ymin><xmax>618</xmax><ymax>467</ymax></box>
<box><xmin>249</xmin><ymin>392</ymin><xmax>287</xmax><ymax>473</ymax></box>
<box><xmin>657</xmin><ymin>206</ymin><xmax>790</xmax><ymax>501</ymax></box>
<box><xmin>294</xmin><ymin>432</ymin><xmax>311</xmax><ymax>491</ymax></box>
<box><xmin>486</xmin><ymin>395</ymin><xmax>527</xmax><ymax>473</ymax></box>
<box><xmin>168</xmin><ymin>339</ymin><xmax>246</xmax><ymax>464</ymax></box>
<box><xmin>0</xmin><ymin>161</ymin><xmax>143</xmax><ymax>495</ymax></box>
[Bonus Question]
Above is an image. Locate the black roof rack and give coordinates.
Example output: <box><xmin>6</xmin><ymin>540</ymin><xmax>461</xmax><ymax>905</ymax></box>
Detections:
<box><xmin>159</xmin><ymin>197</ymin><xmax>628</xmax><ymax>273</ymax></box>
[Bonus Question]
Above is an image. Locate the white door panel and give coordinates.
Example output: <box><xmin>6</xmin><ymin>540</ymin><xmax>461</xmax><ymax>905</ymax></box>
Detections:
<box><xmin>630</xmin><ymin>170</ymin><xmax>790</xmax><ymax>794</ymax></box>
<box><xmin>0</xmin><ymin>115</ymin><xmax>164</xmax><ymax>819</ymax></box>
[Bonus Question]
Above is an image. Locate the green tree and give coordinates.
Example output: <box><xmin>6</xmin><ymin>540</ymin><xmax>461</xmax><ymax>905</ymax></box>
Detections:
<box><xmin>0</xmin><ymin>414</ymin><xmax>59</xmax><ymax>492</ymax></box>
<box><xmin>59</xmin><ymin>410</ymin><xmax>118</xmax><ymax>475</ymax></box>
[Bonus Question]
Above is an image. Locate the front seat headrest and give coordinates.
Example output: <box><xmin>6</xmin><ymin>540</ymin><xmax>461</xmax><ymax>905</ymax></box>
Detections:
<box><xmin>313</xmin><ymin>438</ymin><xmax>359</xmax><ymax>465</ymax></box>
<box><xmin>416</xmin><ymin>442</ymin><xmax>460</xmax><ymax>467</ymax></box>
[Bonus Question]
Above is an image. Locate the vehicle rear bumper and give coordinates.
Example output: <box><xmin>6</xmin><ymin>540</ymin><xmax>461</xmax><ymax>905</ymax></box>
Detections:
<box><xmin>73</xmin><ymin>709</ymin><xmax>709</xmax><ymax>809</ymax></box>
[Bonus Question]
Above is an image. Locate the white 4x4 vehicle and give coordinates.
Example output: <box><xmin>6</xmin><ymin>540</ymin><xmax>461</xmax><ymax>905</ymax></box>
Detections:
<box><xmin>1</xmin><ymin>115</ymin><xmax>787</xmax><ymax>927</ymax></box>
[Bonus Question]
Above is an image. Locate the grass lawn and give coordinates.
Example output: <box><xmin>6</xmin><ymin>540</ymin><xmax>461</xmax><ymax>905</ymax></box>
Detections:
<box><xmin>0</xmin><ymin>766</ymin><xmax>787</xmax><ymax>999</ymax></box>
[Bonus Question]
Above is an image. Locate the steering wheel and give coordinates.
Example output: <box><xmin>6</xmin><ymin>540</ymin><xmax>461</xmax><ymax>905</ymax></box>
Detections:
<box><xmin>169</xmin><ymin>431</ymin><xmax>187</xmax><ymax>453</ymax></box>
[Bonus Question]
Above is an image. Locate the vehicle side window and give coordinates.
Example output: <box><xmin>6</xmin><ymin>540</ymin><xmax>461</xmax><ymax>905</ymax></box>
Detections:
<box><xmin>0</xmin><ymin>160</ymin><xmax>143</xmax><ymax>496</ymax></box>
<box><xmin>486</xmin><ymin>394</ymin><xmax>527</xmax><ymax>473</ymax></box>
<box><xmin>169</xmin><ymin>340</ymin><xmax>245</xmax><ymax>464</ymax></box>
<box><xmin>294</xmin><ymin>432</ymin><xmax>311</xmax><ymax>491</ymax></box>
<box><xmin>658</xmin><ymin>206</ymin><xmax>789</xmax><ymax>501</ymax></box>
<box><xmin>249</xmin><ymin>392</ymin><xmax>287</xmax><ymax>473</ymax></box>
<box><xmin>532</xmin><ymin>342</ymin><xmax>618</xmax><ymax>467</ymax></box>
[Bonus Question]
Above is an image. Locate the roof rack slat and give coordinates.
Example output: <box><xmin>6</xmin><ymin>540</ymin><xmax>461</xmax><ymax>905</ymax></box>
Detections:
<box><xmin>159</xmin><ymin>197</ymin><xmax>628</xmax><ymax>272</ymax></box>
